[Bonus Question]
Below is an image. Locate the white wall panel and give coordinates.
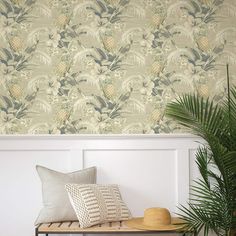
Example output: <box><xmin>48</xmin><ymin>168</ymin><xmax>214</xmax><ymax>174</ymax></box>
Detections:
<box><xmin>84</xmin><ymin>150</ymin><xmax>177</xmax><ymax>216</ymax></box>
<box><xmin>0</xmin><ymin>150</ymin><xmax>71</xmax><ymax>236</ymax></box>
<box><xmin>189</xmin><ymin>149</ymin><xmax>201</xmax><ymax>185</ymax></box>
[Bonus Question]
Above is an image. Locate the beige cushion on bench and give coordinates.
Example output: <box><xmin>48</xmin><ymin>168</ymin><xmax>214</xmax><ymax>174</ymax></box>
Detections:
<box><xmin>35</xmin><ymin>166</ymin><xmax>96</xmax><ymax>225</ymax></box>
<box><xmin>65</xmin><ymin>184</ymin><xmax>131</xmax><ymax>228</ymax></box>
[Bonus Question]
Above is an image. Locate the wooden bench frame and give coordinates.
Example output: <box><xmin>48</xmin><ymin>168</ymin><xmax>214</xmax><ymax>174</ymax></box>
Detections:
<box><xmin>35</xmin><ymin>221</ymin><xmax>185</xmax><ymax>235</ymax></box>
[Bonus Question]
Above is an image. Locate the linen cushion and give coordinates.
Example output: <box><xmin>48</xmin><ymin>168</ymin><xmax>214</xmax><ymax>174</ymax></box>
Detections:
<box><xmin>65</xmin><ymin>184</ymin><xmax>131</xmax><ymax>228</ymax></box>
<box><xmin>35</xmin><ymin>166</ymin><xmax>96</xmax><ymax>225</ymax></box>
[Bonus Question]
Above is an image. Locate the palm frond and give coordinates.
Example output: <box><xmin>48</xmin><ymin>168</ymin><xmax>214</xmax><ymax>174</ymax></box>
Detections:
<box><xmin>165</xmin><ymin>83</ymin><xmax>236</xmax><ymax>235</ymax></box>
<box><xmin>222</xmin><ymin>86</ymin><xmax>236</xmax><ymax>150</ymax></box>
<box><xmin>166</xmin><ymin>94</ymin><xmax>227</xmax><ymax>143</ymax></box>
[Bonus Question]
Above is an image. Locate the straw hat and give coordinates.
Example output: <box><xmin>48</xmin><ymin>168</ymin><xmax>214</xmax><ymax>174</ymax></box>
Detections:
<box><xmin>125</xmin><ymin>207</ymin><xmax>184</xmax><ymax>231</ymax></box>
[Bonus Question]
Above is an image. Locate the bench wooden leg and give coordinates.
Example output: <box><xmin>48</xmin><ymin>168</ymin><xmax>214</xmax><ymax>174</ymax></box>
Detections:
<box><xmin>35</xmin><ymin>227</ymin><xmax>38</xmax><ymax>236</ymax></box>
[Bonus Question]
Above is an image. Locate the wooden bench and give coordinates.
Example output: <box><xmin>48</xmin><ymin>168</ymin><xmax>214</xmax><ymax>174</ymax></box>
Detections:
<box><xmin>36</xmin><ymin>221</ymin><xmax>184</xmax><ymax>235</ymax></box>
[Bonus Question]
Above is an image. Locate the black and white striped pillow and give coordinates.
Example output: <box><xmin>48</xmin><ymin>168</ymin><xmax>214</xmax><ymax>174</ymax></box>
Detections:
<box><xmin>65</xmin><ymin>184</ymin><xmax>131</xmax><ymax>228</ymax></box>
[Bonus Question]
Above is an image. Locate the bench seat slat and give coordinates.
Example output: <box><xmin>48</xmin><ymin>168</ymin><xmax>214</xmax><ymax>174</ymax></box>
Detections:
<box><xmin>36</xmin><ymin>219</ymin><xmax>186</xmax><ymax>235</ymax></box>
<box><xmin>111</xmin><ymin>221</ymin><xmax>120</xmax><ymax>228</ymax></box>
<box><xmin>60</xmin><ymin>222</ymin><xmax>71</xmax><ymax>229</ymax></box>
<box><xmin>70</xmin><ymin>221</ymin><xmax>80</xmax><ymax>229</ymax></box>
<box><xmin>100</xmin><ymin>222</ymin><xmax>110</xmax><ymax>228</ymax></box>
<box><xmin>38</xmin><ymin>221</ymin><xmax>145</xmax><ymax>233</ymax></box>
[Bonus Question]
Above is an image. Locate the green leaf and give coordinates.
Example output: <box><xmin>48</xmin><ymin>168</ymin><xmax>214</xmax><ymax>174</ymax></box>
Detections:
<box><xmin>95</xmin><ymin>95</ymin><xmax>107</xmax><ymax>108</ymax></box>
<box><xmin>2</xmin><ymin>96</ymin><xmax>13</xmax><ymax>108</ymax></box>
<box><xmin>96</xmin><ymin>0</ymin><xmax>107</xmax><ymax>12</ymax></box>
<box><xmin>166</xmin><ymin>86</ymin><xmax>236</xmax><ymax>235</ymax></box>
<box><xmin>1</xmin><ymin>48</ymin><xmax>13</xmax><ymax>60</ymax></box>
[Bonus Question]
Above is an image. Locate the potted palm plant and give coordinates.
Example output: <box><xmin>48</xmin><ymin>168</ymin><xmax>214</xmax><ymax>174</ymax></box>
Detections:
<box><xmin>165</xmin><ymin>65</ymin><xmax>236</xmax><ymax>236</ymax></box>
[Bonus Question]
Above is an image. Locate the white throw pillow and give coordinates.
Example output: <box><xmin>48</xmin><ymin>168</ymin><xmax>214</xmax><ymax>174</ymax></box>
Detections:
<box><xmin>35</xmin><ymin>166</ymin><xmax>96</xmax><ymax>225</ymax></box>
<box><xmin>65</xmin><ymin>184</ymin><xmax>131</xmax><ymax>228</ymax></box>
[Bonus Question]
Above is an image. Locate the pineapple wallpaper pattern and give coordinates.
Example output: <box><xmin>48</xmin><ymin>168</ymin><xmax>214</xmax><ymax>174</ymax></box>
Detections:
<box><xmin>0</xmin><ymin>0</ymin><xmax>236</xmax><ymax>134</ymax></box>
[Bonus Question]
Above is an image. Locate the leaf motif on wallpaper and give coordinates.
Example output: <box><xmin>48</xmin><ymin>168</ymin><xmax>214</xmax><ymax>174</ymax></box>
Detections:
<box><xmin>121</xmin><ymin>122</ymin><xmax>154</xmax><ymax>134</ymax></box>
<box><xmin>28</xmin><ymin>122</ymin><xmax>49</xmax><ymax>134</ymax></box>
<box><xmin>27</xmin><ymin>27</ymin><xmax>49</xmax><ymax>44</ymax></box>
<box><xmin>122</xmin><ymin>28</ymin><xmax>144</xmax><ymax>44</ymax></box>
<box><xmin>152</xmin><ymin>72</ymin><xmax>178</xmax><ymax>96</ymax></box>
<box><xmin>35</xmin><ymin>50</ymin><xmax>52</xmax><ymax>65</ymax></box>
<box><xmin>222</xmin><ymin>3</ymin><xmax>236</xmax><ymax>16</ymax></box>
<box><xmin>79</xmin><ymin>26</ymin><xmax>100</xmax><ymax>40</ymax></box>
<box><xmin>181</xmin><ymin>0</ymin><xmax>223</xmax><ymax>24</ymax></box>
<box><xmin>151</xmin><ymin>25</ymin><xmax>179</xmax><ymax>49</ymax></box>
<box><xmin>87</xmin><ymin>43</ymin><xmax>133</xmax><ymax>74</ymax></box>
<box><xmin>182</xmin><ymin>45</ymin><xmax>225</xmax><ymax>72</ymax></box>
<box><xmin>95</xmin><ymin>95</ymin><xmax>107</xmax><ymax>109</ymax></box>
<box><xmin>122</xmin><ymin>122</ymin><xmax>143</xmax><ymax>134</ymax></box>
<box><xmin>76</xmin><ymin>121</ymin><xmax>99</xmax><ymax>134</ymax></box>
<box><xmin>73</xmin><ymin>96</ymin><xmax>95</xmax><ymax>111</ymax></box>
<box><xmin>33</xmin><ymin>98</ymin><xmax>52</xmax><ymax>113</ymax></box>
<box><xmin>45</xmin><ymin>60</ymin><xmax>88</xmax><ymax>98</ymax></box>
<box><xmin>0</xmin><ymin>0</ymin><xmax>36</xmax><ymax>25</ymax></box>
<box><xmin>73</xmin><ymin>49</ymin><xmax>95</xmax><ymax>63</ymax></box>
<box><xmin>171</xmin><ymin>25</ymin><xmax>194</xmax><ymax>41</ymax></box>
<box><xmin>93</xmin><ymin>48</ymin><xmax>107</xmax><ymax>60</ymax></box>
<box><xmin>122</xmin><ymin>75</ymin><xmax>143</xmax><ymax>91</ymax></box>
<box><xmin>54</xmin><ymin>117</ymin><xmax>92</xmax><ymax>134</ymax></box>
<box><xmin>73</xmin><ymin>1</ymin><xmax>95</xmax><ymax>16</ymax></box>
<box><xmin>0</xmin><ymin>41</ymin><xmax>39</xmax><ymax>74</ymax></box>
<box><xmin>125</xmin><ymin>2</ymin><xmax>145</xmax><ymax>18</ymax></box>
<box><xmin>78</xmin><ymin>74</ymin><xmax>99</xmax><ymax>88</ymax></box>
<box><xmin>95</xmin><ymin>0</ymin><xmax>107</xmax><ymax>12</ymax></box>
<box><xmin>128</xmin><ymin>50</ymin><xmax>145</xmax><ymax>66</ymax></box>
<box><xmin>126</xmin><ymin>98</ymin><xmax>145</xmax><ymax>113</ymax></box>
<box><xmin>221</xmin><ymin>50</ymin><xmax>236</xmax><ymax>65</ymax></box>
<box><xmin>216</xmin><ymin>27</ymin><xmax>236</xmax><ymax>44</ymax></box>
<box><xmin>215</xmin><ymin>28</ymin><xmax>236</xmax><ymax>64</ymax></box>
<box><xmin>27</xmin><ymin>75</ymin><xmax>49</xmax><ymax>92</ymax></box>
<box><xmin>1</xmin><ymin>95</ymin><xmax>13</xmax><ymax>108</ymax></box>
<box><xmin>0</xmin><ymin>90</ymin><xmax>38</xmax><ymax>121</ymax></box>
<box><xmin>0</xmin><ymin>48</ymin><xmax>13</xmax><ymax>69</ymax></box>
<box><xmin>35</xmin><ymin>3</ymin><xmax>52</xmax><ymax>17</ymax></box>
<box><xmin>85</xmin><ymin>0</ymin><xmax>130</xmax><ymax>27</ymax></box>
<box><xmin>166</xmin><ymin>1</ymin><xmax>190</xmax><ymax>16</ymax></box>
<box><xmin>171</xmin><ymin>73</ymin><xmax>191</xmax><ymax>83</ymax></box>
<box><xmin>183</xmin><ymin>0</ymin><xmax>201</xmax><ymax>13</ymax></box>
<box><xmin>56</xmin><ymin>22</ymin><xmax>87</xmax><ymax>49</ymax></box>
<box><xmin>86</xmin><ymin>91</ymin><xmax>133</xmax><ymax>121</ymax></box>
<box><xmin>166</xmin><ymin>48</ymin><xmax>195</xmax><ymax>65</ymax></box>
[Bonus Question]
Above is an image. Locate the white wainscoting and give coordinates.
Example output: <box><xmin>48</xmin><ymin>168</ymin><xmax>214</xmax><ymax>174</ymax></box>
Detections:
<box><xmin>0</xmin><ymin>134</ymin><xmax>201</xmax><ymax>236</ymax></box>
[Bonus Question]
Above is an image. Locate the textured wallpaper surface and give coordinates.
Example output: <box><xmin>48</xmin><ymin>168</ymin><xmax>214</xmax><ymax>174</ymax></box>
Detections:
<box><xmin>0</xmin><ymin>0</ymin><xmax>236</xmax><ymax>134</ymax></box>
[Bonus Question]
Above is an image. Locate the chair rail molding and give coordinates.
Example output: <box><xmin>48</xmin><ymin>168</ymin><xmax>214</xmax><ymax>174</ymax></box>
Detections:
<box><xmin>0</xmin><ymin>134</ymin><xmax>201</xmax><ymax>236</ymax></box>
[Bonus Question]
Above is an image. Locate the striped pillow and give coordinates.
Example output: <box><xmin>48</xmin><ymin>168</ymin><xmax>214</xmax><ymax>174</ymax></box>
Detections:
<box><xmin>65</xmin><ymin>184</ymin><xmax>131</xmax><ymax>228</ymax></box>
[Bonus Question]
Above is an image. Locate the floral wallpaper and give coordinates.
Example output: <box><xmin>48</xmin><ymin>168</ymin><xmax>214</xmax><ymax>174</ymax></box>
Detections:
<box><xmin>0</xmin><ymin>0</ymin><xmax>236</xmax><ymax>134</ymax></box>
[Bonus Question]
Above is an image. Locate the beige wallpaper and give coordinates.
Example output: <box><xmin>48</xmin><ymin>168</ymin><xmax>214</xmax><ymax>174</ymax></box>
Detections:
<box><xmin>0</xmin><ymin>0</ymin><xmax>235</xmax><ymax>134</ymax></box>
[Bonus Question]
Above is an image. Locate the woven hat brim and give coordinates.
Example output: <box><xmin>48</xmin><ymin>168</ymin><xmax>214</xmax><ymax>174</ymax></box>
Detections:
<box><xmin>125</xmin><ymin>217</ymin><xmax>185</xmax><ymax>231</ymax></box>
